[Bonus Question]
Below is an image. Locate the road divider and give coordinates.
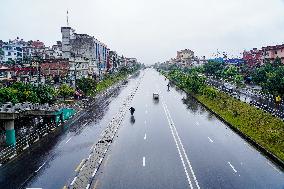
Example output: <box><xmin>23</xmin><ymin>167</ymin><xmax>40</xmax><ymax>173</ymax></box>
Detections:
<box><xmin>67</xmin><ymin>73</ymin><xmax>144</xmax><ymax>189</ymax></box>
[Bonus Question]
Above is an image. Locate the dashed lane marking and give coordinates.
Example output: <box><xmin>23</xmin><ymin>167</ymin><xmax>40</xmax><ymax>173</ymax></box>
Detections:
<box><xmin>143</xmin><ymin>156</ymin><xmax>145</xmax><ymax>167</ymax></box>
<box><xmin>144</xmin><ymin>133</ymin><xmax>147</xmax><ymax>140</ymax></box>
<box><xmin>35</xmin><ymin>161</ymin><xmax>46</xmax><ymax>173</ymax></box>
<box><xmin>65</xmin><ymin>137</ymin><xmax>72</xmax><ymax>144</ymax></box>
<box><xmin>228</xmin><ymin>162</ymin><xmax>237</xmax><ymax>173</ymax></box>
<box><xmin>208</xmin><ymin>137</ymin><xmax>213</xmax><ymax>143</ymax></box>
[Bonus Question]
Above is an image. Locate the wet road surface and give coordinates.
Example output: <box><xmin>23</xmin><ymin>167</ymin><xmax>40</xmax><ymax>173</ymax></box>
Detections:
<box><xmin>0</xmin><ymin>73</ymin><xmax>141</xmax><ymax>189</ymax></box>
<box><xmin>1</xmin><ymin>69</ymin><xmax>283</xmax><ymax>189</ymax></box>
<box><xmin>92</xmin><ymin>69</ymin><xmax>284</xmax><ymax>189</ymax></box>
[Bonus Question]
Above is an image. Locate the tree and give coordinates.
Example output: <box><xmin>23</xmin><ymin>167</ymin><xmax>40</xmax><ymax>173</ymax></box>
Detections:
<box><xmin>0</xmin><ymin>87</ymin><xmax>19</xmax><ymax>104</ymax></box>
<box><xmin>222</xmin><ymin>65</ymin><xmax>238</xmax><ymax>80</ymax></box>
<box><xmin>234</xmin><ymin>75</ymin><xmax>243</xmax><ymax>88</ymax></box>
<box><xmin>36</xmin><ymin>85</ymin><xmax>56</xmax><ymax>104</ymax></box>
<box><xmin>77</xmin><ymin>78</ymin><xmax>97</xmax><ymax>95</ymax></box>
<box><xmin>272</xmin><ymin>57</ymin><xmax>282</xmax><ymax>67</ymax></box>
<box><xmin>58</xmin><ymin>84</ymin><xmax>75</xmax><ymax>100</ymax></box>
<box><xmin>203</xmin><ymin>61</ymin><xmax>225</xmax><ymax>77</ymax></box>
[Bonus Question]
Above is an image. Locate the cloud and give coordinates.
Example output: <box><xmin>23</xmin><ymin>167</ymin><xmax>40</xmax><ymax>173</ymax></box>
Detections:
<box><xmin>1</xmin><ymin>0</ymin><xmax>284</xmax><ymax>64</ymax></box>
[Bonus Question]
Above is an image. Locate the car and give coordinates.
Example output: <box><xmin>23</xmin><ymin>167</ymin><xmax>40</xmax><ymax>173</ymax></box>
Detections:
<box><xmin>153</xmin><ymin>93</ymin><xmax>159</xmax><ymax>100</ymax></box>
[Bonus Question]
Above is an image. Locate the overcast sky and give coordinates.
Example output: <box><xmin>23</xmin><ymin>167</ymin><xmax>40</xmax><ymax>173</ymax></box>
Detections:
<box><xmin>1</xmin><ymin>0</ymin><xmax>284</xmax><ymax>64</ymax></box>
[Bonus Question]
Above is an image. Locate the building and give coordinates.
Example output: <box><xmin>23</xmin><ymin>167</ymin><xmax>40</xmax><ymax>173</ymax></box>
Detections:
<box><xmin>61</xmin><ymin>27</ymin><xmax>109</xmax><ymax>78</ymax></box>
<box><xmin>40</xmin><ymin>59</ymin><xmax>70</xmax><ymax>79</ymax></box>
<box><xmin>243</xmin><ymin>48</ymin><xmax>263</xmax><ymax>68</ymax></box>
<box><xmin>108</xmin><ymin>51</ymin><xmax>119</xmax><ymax>71</ymax></box>
<box><xmin>176</xmin><ymin>49</ymin><xmax>195</xmax><ymax>66</ymax></box>
<box><xmin>262</xmin><ymin>44</ymin><xmax>284</xmax><ymax>64</ymax></box>
<box><xmin>0</xmin><ymin>65</ymin><xmax>12</xmax><ymax>81</ymax></box>
<box><xmin>43</xmin><ymin>41</ymin><xmax>62</xmax><ymax>60</ymax></box>
<box><xmin>243</xmin><ymin>44</ymin><xmax>284</xmax><ymax>68</ymax></box>
<box><xmin>2</xmin><ymin>39</ymin><xmax>24</xmax><ymax>63</ymax></box>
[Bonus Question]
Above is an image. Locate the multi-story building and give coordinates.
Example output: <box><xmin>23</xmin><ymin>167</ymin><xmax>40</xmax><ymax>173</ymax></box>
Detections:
<box><xmin>176</xmin><ymin>49</ymin><xmax>195</xmax><ymax>66</ymax></box>
<box><xmin>40</xmin><ymin>59</ymin><xmax>69</xmax><ymax>79</ymax></box>
<box><xmin>61</xmin><ymin>27</ymin><xmax>109</xmax><ymax>78</ymax></box>
<box><xmin>243</xmin><ymin>48</ymin><xmax>263</xmax><ymax>68</ymax></box>
<box><xmin>262</xmin><ymin>44</ymin><xmax>284</xmax><ymax>64</ymax></box>
<box><xmin>244</xmin><ymin>44</ymin><xmax>284</xmax><ymax>68</ymax></box>
<box><xmin>43</xmin><ymin>41</ymin><xmax>63</xmax><ymax>60</ymax></box>
<box><xmin>2</xmin><ymin>39</ymin><xmax>24</xmax><ymax>63</ymax></box>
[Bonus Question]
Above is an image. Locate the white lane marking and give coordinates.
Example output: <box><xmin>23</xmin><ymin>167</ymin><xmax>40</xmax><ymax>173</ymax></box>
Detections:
<box><xmin>196</xmin><ymin>121</ymin><xmax>200</xmax><ymax>126</ymax></box>
<box><xmin>208</xmin><ymin>137</ymin><xmax>213</xmax><ymax>143</ymax></box>
<box><xmin>228</xmin><ymin>162</ymin><xmax>237</xmax><ymax>173</ymax></box>
<box><xmin>244</xmin><ymin>142</ymin><xmax>255</xmax><ymax>152</ymax></box>
<box><xmin>65</xmin><ymin>137</ymin><xmax>72</xmax><ymax>144</ymax></box>
<box><xmin>163</xmin><ymin>102</ymin><xmax>200</xmax><ymax>189</ymax></box>
<box><xmin>70</xmin><ymin>177</ymin><xmax>77</xmax><ymax>185</ymax></box>
<box><xmin>145</xmin><ymin>110</ymin><xmax>148</xmax><ymax>114</ymax></box>
<box><xmin>144</xmin><ymin>120</ymin><xmax>147</xmax><ymax>125</ymax></box>
<box><xmin>35</xmin><ymin>161</ymin><xmax>46</xmax><ymax>173</ymax></box>
<box><xmin>162</xmin><ymin>103</ymin><xmax>194</xmax><ymax>189</ymax></box>
<box><xmin>144</xmin><ymin>133</ymin><xmax>147</xmax><ymax>140</ymax></box>
<box><xmin>267</xmin><ymin>161</ymin><xmax>282</xmax><ymax>174</ymax></box>
<box><xmin>143</xmin><ymin>157</ymin><xmax>145</xmax><ymax>167</ymax></box>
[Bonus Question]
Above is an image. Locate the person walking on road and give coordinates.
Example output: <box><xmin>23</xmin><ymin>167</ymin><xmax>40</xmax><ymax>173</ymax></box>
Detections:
<box><xmin>129</xmin><ymin>107</ymin><xmax>135</xmax><ymax>115</ymax></box>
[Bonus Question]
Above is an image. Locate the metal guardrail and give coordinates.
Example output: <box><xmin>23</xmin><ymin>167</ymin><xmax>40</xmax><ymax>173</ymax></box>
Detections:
<box><xmin>0</xmin><ymin>102</ymin><xmax>51</xmax><ymax>113</ymax></box>
<box><xmin>205</xmin><ymin>80</ymin><xmax>284</xmax><ymax>120</ymax></box>
<box><xmin>0</xmin><ymin>120</ymin><xmax>68</xmax><ymax>165</ymax></box>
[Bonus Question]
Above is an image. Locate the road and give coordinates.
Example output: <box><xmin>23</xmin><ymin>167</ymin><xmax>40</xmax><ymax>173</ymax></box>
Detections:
<box><xmin>0</xmin><ymin>73</ymin><xmax>141</xmax><ymax>189</ymax></box>
<box><xmin>0</xmin><ymin>69</ymin><xmax>283</xmax><ymax>189</ymax></box>
<box><xmin>91</xmin><ymin>69</ymin><xmax>284</xmax><ymax>189</ymax></box>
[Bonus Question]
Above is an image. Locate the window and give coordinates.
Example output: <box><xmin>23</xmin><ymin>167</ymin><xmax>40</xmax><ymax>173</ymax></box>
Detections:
<box><xmin>275</xmin><ymin>51</ymin><xmax>277</xmax><ymax>54</ymax></box>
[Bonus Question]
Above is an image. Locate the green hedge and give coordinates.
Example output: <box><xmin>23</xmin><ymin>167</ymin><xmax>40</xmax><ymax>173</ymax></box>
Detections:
<box><xmin>197</xmin><ymin>90</ymin><xmax>284</xmax><ymax>162</ymax></box>
<box><xmin>164</xmin><ymin>69</ymin><xmax>284</xmax><ymax>162</ymax></box>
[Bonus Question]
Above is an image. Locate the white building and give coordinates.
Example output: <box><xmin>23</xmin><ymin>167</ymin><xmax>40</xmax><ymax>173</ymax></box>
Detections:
<box><xmin>176</xmin><ymin>49</ymin><xmax>195</xmax><ymax>66</ymax></box>
<box><xmin>61</xmin><ymin>27</ymin><xmax>109</xmax><ymax>78</ymax></box>
<box><xmin>2</xmin><ymin>41</ymin><xmax>23</xmax><ymax>62</ymax></box>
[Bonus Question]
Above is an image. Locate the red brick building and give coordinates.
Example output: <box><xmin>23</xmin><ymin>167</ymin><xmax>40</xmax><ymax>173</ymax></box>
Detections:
<box><xmin>243</xmin><ymin>48</ymin><xmax>263</xmax><ymax>68</ymax></box>
<box><xmin>40</xmin><ymin>59</ymin><xmax>70</xmax><ymax>78</ymax></box>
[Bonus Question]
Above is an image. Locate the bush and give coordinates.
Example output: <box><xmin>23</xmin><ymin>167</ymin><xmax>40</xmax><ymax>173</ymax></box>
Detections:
<box><xmin>57</xmin><ymin>84</ymin><xmax>75</xmax><ymax>100</ymax></box>
<box><xmin>77</xmin><ymin>78</ymin><xmax>97</xmax><ymax>96</ymax></box>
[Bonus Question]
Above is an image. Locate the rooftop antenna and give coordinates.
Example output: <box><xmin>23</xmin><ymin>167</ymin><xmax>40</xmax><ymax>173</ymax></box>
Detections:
<box><xmin>67</xmin><ymin>9</ymin><xmax>69</xmax><ymax>26</ymax></box>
